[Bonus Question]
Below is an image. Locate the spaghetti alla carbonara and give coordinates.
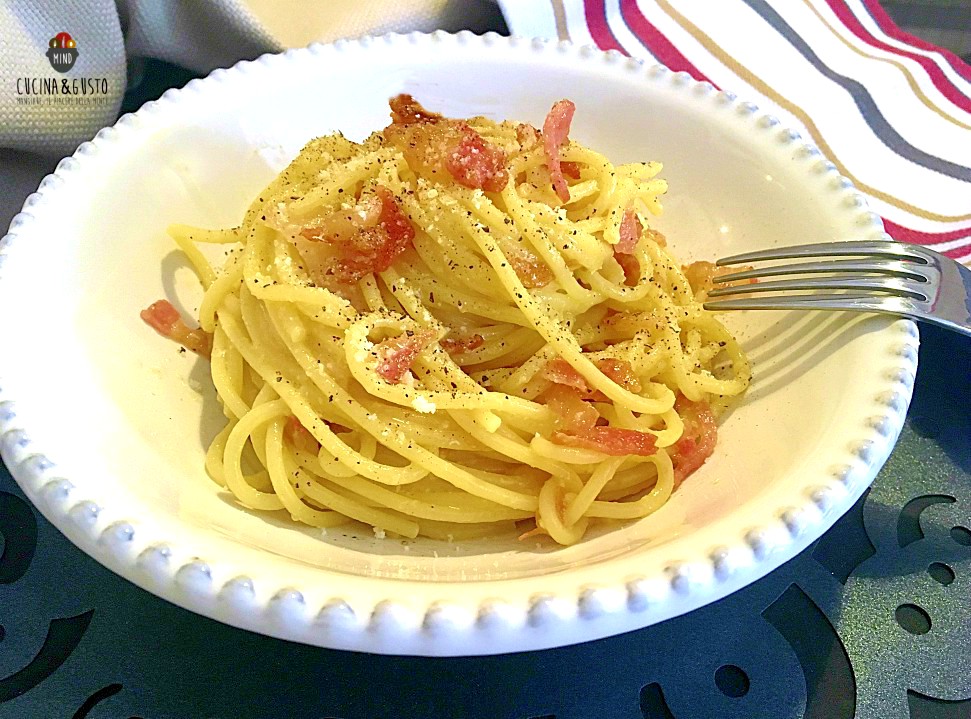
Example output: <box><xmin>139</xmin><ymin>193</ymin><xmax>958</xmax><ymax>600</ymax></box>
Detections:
<box><xmin>142</xmin><ymin>95</ymin><xmax>750</xmax><ymax>546</ymax></box>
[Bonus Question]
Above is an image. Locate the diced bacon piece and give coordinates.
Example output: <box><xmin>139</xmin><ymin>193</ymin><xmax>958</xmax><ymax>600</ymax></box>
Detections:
<box><xmin>543</xmin><ymin>385</ymin><xmax>598</xmax><ymax>433</ymax></box>
<box><xmin>682</xmin><ymin>261</ymin><xmax>718</xmax><ymax>297</ymax></box>
<box><xmin>596</xmin><ymin>358</ymin><xmax>642</xmax><ymax>393</ymax></box>
<box><xmin>291</xmin><ymin>235</ymin><xmax>336</xmax><ymax>288</ymax></box>
<box><xmin>552</xmin><ymin>427</ymin><xmax>657</xmax><ymax>456</ymax></box>
<box><xmin>543</xmin><ymin>357</ymin><xmax>641</xmax><ymax>396</ymax></box>
<box><xmin>385</xmin><ymin>122</ymin><xmax>445</xmax><ymax>181</ymax></box>
<box><xmin>543</xmin><ymin>384</ymin><xmax>657</xmax><ymax>456</ymax></box>
<box><xmin>141</xmin><ymin>300</ymin><xmax>212</xmax><ymax>358</ymax></box>
<box><xmin>616</xmin><ymin>208</ymin><xmax>642</xmax><ymax>254</ymax></box>
<box><xmin>299</xmin><ymin>194</ymin><xmax>382</xmax><ymax>244</ymax></box>
<box><xmin>284</xmin><ymin>416</ymin><xmax>321</xmax><ymax>453</ymax></box>
<box><xmin>295</xmin><ymin>185</ymin><xmax>415</xmax><ymax>285</ymax></box>
<box><xmin>543</xmin><ymin>358</ymin><xmax>589</xmax><ymax>394</ymax></box>
<box><xmin>385</xmin><ymin>95</ymin><xmax>509</xmax><ymax>192</ymax></box>
<box><xmin>445</xmin><ymin>127</ymin><xmax>509</xmax><ymax>193</ymax></box>
<box><xmin>375</xmin><ymin>329</ymin><xmax>435</xmax><ymax>384</ymax></box>
<box><xmin>516</xmin><ymin>122</ymin><xmax>579</xmax><ymax>182</ymax></box>
<box><xmin>561</xmin><ymin>161</ymin><xmax>582</xmax><ymax>179</ymax></box>
<box><xmin>611</xmin><ymin>208</ymin><xmax>643</xmax><ymax>285</ymax></box>
<box><xmin>682</xmin><ymin>261</ymin><xmax>756</xmax><ymax>301</ymax></box>
<box><xmin>141</xmin><ymin>299</ymin><xmax>179</xmax><ymax>331</ymax></box>
<box><xmin>614</xmin><ymin>251</ymin><xmax>640</xmax><ymax>286</ymax></box>
<box><xmin>542</xmin><ymin>99</ymin><xmax>576</xmax><ymax>203</ymax></box>
<box><xmin>389</xmin><ymin>94</ymin><xmax>443</xmax><ymax>125</ymax></box>
<box><xmin>371</xmin><ymin>185</ymin><xmax>416</xmax><ymax>268</ymax></box>
<box><xmin>516</xmin><ymin>122</ymin><xmax>541</xmax><ymax>148</ymax></box>
<box><xmin>671</xmin><ymin>395</ymin><xmax>717</xmax><ymax>485</ymax></box>
<box><xmin>508</xmin><ymin>250</ymin><xmax>554</xmax><ymax>288</ymax></box>
<box><xmin>440</xmin><ymin>333</ymin><xmax>485</xmax><ymax>355</ymax></box>
<box><xmin>644</xmin><ymin>227</ymin><xmax>667</xmax><ymax>247</ymax></box>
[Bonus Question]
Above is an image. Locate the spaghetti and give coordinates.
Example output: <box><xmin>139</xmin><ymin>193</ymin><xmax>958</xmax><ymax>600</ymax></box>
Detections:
<box><xmin>143</xmin><ymin>96</ymin><xmax>751</xmax><ymax>545</ymax></box>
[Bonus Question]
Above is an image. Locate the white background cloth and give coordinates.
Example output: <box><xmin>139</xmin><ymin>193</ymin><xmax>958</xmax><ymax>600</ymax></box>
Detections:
<box><xmin>1</xmin><ymin>0</ymin><xmax>126</xmax><ymax>155</ymax></box>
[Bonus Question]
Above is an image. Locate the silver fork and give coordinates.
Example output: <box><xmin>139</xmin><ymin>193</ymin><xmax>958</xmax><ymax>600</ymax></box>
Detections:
<box><xmin>704</xmin><ymin>240</ymin><xmax>971</xmax><ymax>338</ymax></box>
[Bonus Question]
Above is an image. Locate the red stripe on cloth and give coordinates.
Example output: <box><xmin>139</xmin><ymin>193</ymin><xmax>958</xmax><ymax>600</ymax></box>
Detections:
<box><xmin>941</xmin><ymin>242</ymin><xmax>971</xmax><ymax>261</ymax></box>
<box><xmin>825</xmin><ymin>0</ymin><xmax>971</xmax><ymax>114</ymax></box>
<box><xmin>858</xmin><ymin>0</ymin><xmax>971</xmax><ymax>84</ymax></box>
<box><xmin>583</xmin><ymin>0</ymin><xmax>625</xmax><ymax>52</ymax></box>
<box><xmin>619</xmin><ymin>0</ymin><xmax>714</xmax><ymax>84</ymax></box>
<box><xmin>883</xmin><ymin>218</ymin><xmax>971</xmax><ymax>259</ymax></box>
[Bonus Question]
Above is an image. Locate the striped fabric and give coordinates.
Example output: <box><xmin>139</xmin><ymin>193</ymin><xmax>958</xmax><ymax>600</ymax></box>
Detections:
<box><xmin>499</xmin><ymin>0</ymin><xmax>971</xmax><ymax>262</ymax></box>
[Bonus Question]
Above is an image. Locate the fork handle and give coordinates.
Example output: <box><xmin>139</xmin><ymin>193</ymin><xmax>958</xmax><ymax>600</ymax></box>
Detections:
<box><xmin>929</xmin><ymin>259</ymin><xmax>971</xmax><ymax>338</ymax></box>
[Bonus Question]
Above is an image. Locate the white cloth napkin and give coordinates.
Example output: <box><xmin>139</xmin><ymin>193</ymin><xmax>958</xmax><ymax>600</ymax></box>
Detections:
<box><xmin>1</xmin><ymin>0</ymin><xmax>125</xmax><ymax>155</ymax></box>
<box><xmin>0</xmin><ymin>0</ymin><xmax>504</xmax><ymax>156</ymax></box>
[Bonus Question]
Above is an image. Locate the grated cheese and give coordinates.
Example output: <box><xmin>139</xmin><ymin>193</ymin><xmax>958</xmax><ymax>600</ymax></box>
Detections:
<box><xmin>411</xmin><ymin>396</ymin><xmax>437</xmax><ymax>414</ymax></box>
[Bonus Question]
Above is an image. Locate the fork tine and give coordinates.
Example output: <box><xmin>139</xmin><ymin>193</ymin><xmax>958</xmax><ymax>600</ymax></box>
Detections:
<box><xmin>707</xmin><ymin>276</ymin><xmax>929</xmax><ymax>300</ymax></box>
<box><xmin>703</xmin><ymin>293</ymin><xmax>913</xmax><ymax>313</ymax></box>
<box><xmin>716</xmin><ymin>240</ymin><xmax>928</xmax><ymax>266</ymax></box>
<box><xmin>708</xmin><ymin>242</ymin><xmax>971</xmax><ymax>337</ymax></box>
<box><xmin>714</xmin><ymin>258</ymin><xmax>931</xmax><ymax>283</ymax></box>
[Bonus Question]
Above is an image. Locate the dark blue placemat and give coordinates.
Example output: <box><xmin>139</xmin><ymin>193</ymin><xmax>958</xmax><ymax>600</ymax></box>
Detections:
<box><xmin>1</xmin><ymin>324</ymin><xmax>968</xmax><ymax>719</ymax></box>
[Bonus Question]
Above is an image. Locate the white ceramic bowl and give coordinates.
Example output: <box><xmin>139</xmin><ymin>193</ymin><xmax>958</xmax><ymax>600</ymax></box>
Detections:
<box><xmin>0</xmin><ymin>32</ymin><xmax>917</xmax><ymax>656</ymax></box>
